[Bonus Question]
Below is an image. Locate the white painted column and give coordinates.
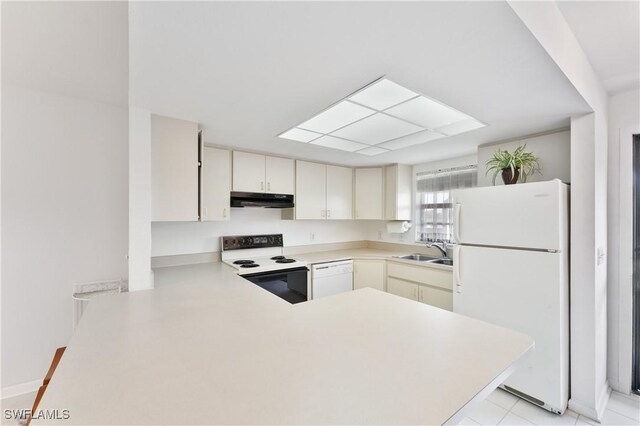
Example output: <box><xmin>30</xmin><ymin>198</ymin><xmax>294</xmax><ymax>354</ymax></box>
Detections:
<box><xmin>128</xmin><ymin>108</ymin><xmax>154</xmax><ymax>291</ymax></box>
<box><xmin>507</xmin><ymin>1</ymin><xmax>611</xmax><ymax>421</ymax></box>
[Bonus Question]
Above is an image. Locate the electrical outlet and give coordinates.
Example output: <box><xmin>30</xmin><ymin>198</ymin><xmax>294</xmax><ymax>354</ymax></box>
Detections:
<box><xmin>399</xmin><ymin>234</ymin><xmax>405</xmax><ymax>242</ymax></box>
<box><xmin>310</xmin><ymin>232</ymin><xmax>315</xmax><ymax>242</ymax></box>
<box><xmin>378</xmin><ymin>230</ymin><xmax>383</xmax><ymax>240</ymax></box>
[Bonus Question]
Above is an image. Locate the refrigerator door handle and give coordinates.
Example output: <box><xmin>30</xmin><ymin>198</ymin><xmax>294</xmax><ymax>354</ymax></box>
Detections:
<box><xmin>453</xmin><ymin>203</ymin><xmax>462</xmax><ymax>243</ymax></box>
<box><xmin>454</xmin><ymin>244</ymin><xmax>462</xmax><ymax>293</ymax></box>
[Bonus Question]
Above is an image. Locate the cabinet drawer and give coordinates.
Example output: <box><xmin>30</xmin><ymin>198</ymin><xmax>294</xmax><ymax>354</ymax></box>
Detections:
<box><xmin>387</xmin><ymin>262</ymin><xmax>452</xmax><ymax>290</ymax></box>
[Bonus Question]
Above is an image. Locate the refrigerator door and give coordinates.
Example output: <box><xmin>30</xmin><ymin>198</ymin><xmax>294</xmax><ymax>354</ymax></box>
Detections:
<box><xmin>451</xmin><ymin>180</ymin><xmax>568</xmax><ymax>251</ymax></box>
<box><xmin>453</xmin><ymin>245</ymin><xmax>569</xmax><ymax>413</ymax></box>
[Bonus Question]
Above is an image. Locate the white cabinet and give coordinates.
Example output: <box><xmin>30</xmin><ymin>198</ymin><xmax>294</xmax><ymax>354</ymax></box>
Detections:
<box><xmin>326</xmin><ymin>165</ymin><xmax>353</xmax><ymax>219</ymax></box>
<box><xmin>385</xmin><ymin>164</ymin><xmax>412</xmax><ymax>220</ymax></box>
<box><xmin>353</xmin><ymin>260</ymin><xmax>385</xmax><ymax>291</ymax></box>
<box><xmin>233</xmin><ymin>151</ymin><xmax>294</xmax><ymax>194</ymax></box>
<box><xmin>295</xmin><ymin>161</ymin><xmax>326</xmax><ymax>220</ymax></box>
<box><xmin>201</xmin><ymin>147</ymin><xmax>231</xmax><ymax>221</ymax></box>
<box><xmin>151</xmin><ymin>114</ymin><xmax>199</xmax><ymax>222</ymax></box>
<box><xmin>355</xmin><ymin>168</ymin><xmax>383</xmax><ymax>219</ymax></box>
<box><xmin>265</xmin><ymin>156</ymin><xmax>295</xmax><ymax>194</ymax></box>
<box><xmin>387</xmin><ymin>277</ymin><xmax>419</xmax><ymax>300</ymax></box>
<box><xmin>295</xmin><ymin>161</ymin><xmax>353</xmax><ymax>220</ymax></box>
<box><xmin>386</xmin><ymin>261</ymin><xmax>453</xmax><ymax>310</ymax></box>
<box><xmin>232</xmin><ymin>151</ymin><xmax>266</xmax><ymax>193</ymax></box>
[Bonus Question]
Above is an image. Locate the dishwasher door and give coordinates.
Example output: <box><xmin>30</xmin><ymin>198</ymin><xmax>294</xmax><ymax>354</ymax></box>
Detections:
<box><xmin>311</xmin><ymin>260</ymin><xmax>353</xmax><ymax>300</ymax></box>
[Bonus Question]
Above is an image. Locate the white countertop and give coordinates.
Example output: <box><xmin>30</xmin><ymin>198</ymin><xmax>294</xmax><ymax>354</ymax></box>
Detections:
<box><xmin>291</xmin><ymin>248</ymin><xmax>454</xmax><ymax>271</ymax></box>
<box><xmin>37</xmin><ymin>262</ymin><xmax>532</xmax><ymax>425</ymax></box>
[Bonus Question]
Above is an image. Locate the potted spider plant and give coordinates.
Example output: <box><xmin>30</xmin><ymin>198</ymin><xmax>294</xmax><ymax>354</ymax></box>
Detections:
<box><xmin>486</xmin><ymin>145</ymin><xmax>541</xmax><ymax>185</ymax></box>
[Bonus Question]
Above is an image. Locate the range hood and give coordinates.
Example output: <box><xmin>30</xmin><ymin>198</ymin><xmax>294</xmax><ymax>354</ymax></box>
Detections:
<box><xmin>230</xmin><ymin>192</ymin><xmax>294</xmax><ymax>208</ymax></box>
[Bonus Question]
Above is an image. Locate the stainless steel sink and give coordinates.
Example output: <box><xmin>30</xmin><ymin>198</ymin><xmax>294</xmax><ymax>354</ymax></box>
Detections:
<box><xmin>428</xmin><ymin>258</ymin><xmax>454</xmax><ymax>266</ymax></box>
<box><xmin>395</xmin><ymin>253</ymin><xmax>439</xmax><ymax>262</ymax></box>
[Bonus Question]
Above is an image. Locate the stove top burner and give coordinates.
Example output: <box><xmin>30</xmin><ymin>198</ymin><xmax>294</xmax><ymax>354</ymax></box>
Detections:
<box><xmin>270</xmin><ymin>256</ymin><xmax>286</xmax><ymax>260</ymax></box>
<box><xmin>240</xmin><ymin>263</ymin><xmax>260</xmax><ymax>268</ymax></box>
<box><xmin>233</xmin><ymin>260</ymin><xmax>255</xmax><ymax>265</ymax></box>
<box><xmin>276</xmin><ymin>259</ymin><xmax>296</xmax><ymax>264</ymax></box>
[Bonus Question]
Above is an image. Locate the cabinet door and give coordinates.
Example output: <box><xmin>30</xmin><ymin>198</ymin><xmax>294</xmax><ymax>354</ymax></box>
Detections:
<box><xmin>385</xmin><ymin>164</ymin><xmax>412</xmax><ymax>220</ymax></box>
<box><xmin>232</xmin><ymin>151</ymin><xmax>265</xmax><ymax>192</ymax></box>
<box><xmin>326</xmin><ymin>165</ymin><xmax>353</xmax><ymax>219</ymax></box>
<box><xmin>387</xmin><ymin>277</ymin><xmax>419</xmax><ymax>301</ymax></box>
<box><xmin>355</xmin><ymin>167</ymin><xmax>383</xmax><ymax>219</ymax></box>
<box><xmin>353</xmin><ymin>260</ymin><xmax>385</xmax><ymax>291</ymax></box>
<box><xmin>418</xmin><ymin>284</ymin><xmax>453</xmax><ymax>311</ymax></box>
<box><xmin>151</xmin><ymin>114</ymin><xmax>199</xmax><ymax>222</ymax></box>
<box><xmin>201</xmin><ymin>147</ymin><xmax>231</xmax><ymax>221</ymax></box>
<box><xmin>265</xmin><ymin>156</ymin><xmax>294</xmax><ymax>194</ymax></box>
<box><xmin>295</xmin><ymin>161</ymin><xmax>326</xmax><ymax>220</ymax></box>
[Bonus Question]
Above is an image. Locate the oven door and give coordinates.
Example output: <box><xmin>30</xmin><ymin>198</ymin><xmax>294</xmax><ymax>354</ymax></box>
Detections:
<box><xmin>242</xmin><ymin>267</ymin><xmax>308</xmax><ymax>304</ymax></box>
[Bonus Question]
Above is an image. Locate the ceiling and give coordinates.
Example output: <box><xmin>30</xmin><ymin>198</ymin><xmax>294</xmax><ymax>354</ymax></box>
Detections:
<box><xmin>130</xmin><ymin>1</ymin><xmax>591</xmax><ymax>166</ymax></box>
<box><xmin>557</xmin><ymin>0</ymin><xmax>640</xmax><ymax>95</ymax></box>
<box><xmin>1</xmin><ymin>1</ymin><xmax>128</xmax><ymax>106</ymax></box>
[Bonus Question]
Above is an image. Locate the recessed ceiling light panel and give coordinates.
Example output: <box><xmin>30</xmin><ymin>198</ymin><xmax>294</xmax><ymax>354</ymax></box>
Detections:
<box><xmin>330</xmin><ymin>113</ymin><xmax>423</xmax><ymax>145</ymax></box>
<box><xmin>348</xmin><ymin>78</ymin><xmax>418</xmax><ymax>110</ymax></box>
<box><xmin>378</xmin><ymin>130</ymin><xmax>445</xmax><ymax>150</ymax></box>
<box><xmin>310</xmin><ymin>135</ymin><xmax>369</xmax><ymax>152</ymax></box>
<box><xmin>277</xmin><ymin>77</ymin><xmax>486</xmax><ymax>155</ymax></box>
<box><xmin>357</xmin><ymin>146</ymin><xmax>389</xmax><ymax>156</ymax></box>
<box><xmin>385</xmin><ymin>96</ymin><xmax>469</xmax><ymax>129</ymax></box>
<box><xmin>436</xmin><ymin>119</ymin><xmax>485</xmax><ymax>136</ymax></box>
<box><xmin>297</xmin><ymin>101</ymin><xmax>375</xmax><ymax>134</ymax></box>
<box><xmin>279</xmin><ymin>127</ymin><xmax>323</xmax><ymax>143</ymax></box>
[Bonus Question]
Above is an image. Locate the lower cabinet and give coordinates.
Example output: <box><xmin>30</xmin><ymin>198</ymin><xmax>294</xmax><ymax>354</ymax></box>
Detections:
<box><xmin>353</xmin><ymin>260</ymin><xmax>385</xmax><ymax>291</ymax></box>
<box><xmin>387</xmin><ymin>277</ymin><xmax>418</xmax><ymax>300</ymax></box>
<box><xmin>386</xmin><ymin>261</ymin><xmax>453</xmax><ymax>310</ymax></box>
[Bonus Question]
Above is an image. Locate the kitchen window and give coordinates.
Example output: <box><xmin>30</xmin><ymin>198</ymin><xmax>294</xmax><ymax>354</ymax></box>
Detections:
<box><xmin>415</xmin><ymin>165</ymin><xmax>477</xmax><ymax>243</ymax></box>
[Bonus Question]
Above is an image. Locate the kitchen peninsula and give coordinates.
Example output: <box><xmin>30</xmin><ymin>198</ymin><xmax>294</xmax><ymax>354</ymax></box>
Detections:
<box><xmin>35</xmin><ymin>263</ymin><xmax>533</xmax><ymax>425</ymax></box>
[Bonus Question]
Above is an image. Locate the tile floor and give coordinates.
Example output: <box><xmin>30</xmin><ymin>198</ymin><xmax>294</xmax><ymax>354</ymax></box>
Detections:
<box><xmin>1</xmin><ymin>389</ymin><xmax>638</xmax><ymax>425</ymax></box>
<box><xmin>461</xmin><ymin>389</ymin><xmax>640</xmax><ymax>426</ymax></box>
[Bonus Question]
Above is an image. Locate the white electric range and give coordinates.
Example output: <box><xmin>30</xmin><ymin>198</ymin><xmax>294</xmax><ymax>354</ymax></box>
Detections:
<box><xmin>221</xmin><ymin>234</ymin><xmax>308</xmax><ymax>303</ymax></box>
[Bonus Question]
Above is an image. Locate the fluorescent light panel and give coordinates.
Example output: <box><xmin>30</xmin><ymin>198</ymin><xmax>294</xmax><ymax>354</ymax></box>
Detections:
<box><xmin>278</xmin><ymin>77</ymin><xmax>486</xmax><ymax>155</ymax></box>
<box><xmin>310</xmin><ymin>135</ymin><xmax>369</xmax><ymax>152</ymax></box>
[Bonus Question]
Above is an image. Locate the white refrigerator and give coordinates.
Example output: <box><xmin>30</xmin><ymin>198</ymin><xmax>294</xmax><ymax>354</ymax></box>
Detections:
<box><xmin>451</xmin><ymin>179</ymin><xmax>569</xmax><ymax>414</ymax></box>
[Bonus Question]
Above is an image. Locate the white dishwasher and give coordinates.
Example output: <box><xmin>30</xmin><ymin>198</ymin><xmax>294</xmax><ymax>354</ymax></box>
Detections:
<box><xmin>311</xmin><ymin>260</ymin><xmax>353</xmax><ymax>299</ymax></box>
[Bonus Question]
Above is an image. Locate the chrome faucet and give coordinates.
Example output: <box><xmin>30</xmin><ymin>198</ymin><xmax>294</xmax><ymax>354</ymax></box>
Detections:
<box><xmin>426</xmin><ymin>240</ymin><xmax>448</xmax><ymax>258</ymax></box>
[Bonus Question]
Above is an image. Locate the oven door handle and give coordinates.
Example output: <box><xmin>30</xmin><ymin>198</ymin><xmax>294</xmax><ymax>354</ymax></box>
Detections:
<box><xmin>240</xmin><ymin>267</ymin><xmax>309</xmax><ymax>279</ymax></box>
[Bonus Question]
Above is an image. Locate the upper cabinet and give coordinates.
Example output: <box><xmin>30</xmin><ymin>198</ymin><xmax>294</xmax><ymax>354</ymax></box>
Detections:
<box><xmin>201</xmin><ymin>146</ymin><xmax>231</xmax><ymax>221</ymax></box>
<box><xmin>265</xmin><ymin>156</ymin><xmax>295</xmax><ymax>194</ymax></box>
<box><xmin>295</xmin><ymin>161</ymin><xmax>353</xmax><ymax>220</ymax></box>
<box><xmin>151</xmin><ymin>114</ymin><xmax>199</xmax><ymax>222</ymax></box>
<box><xmin>326</xmin><ymin>165</ymin><xmax>353</xmax><ymax>219</ymax></box>
<box><xmin>354</xmin><ymin>167</ymin><xmax>383</xmax><ymax>219</ymax></box>
<box><xmin>232</xmin><ymin>151</ymin><xmax>294</xmax><ymax>194</ymax></box>
<box><xmin>385</xmin><ymin>164</ymin><xmax>412</xmax><ymax>221</ymax></box>
<box><xmin>296</xmin><ymin>161</ymin><xmax>326</xmax><ymax>220</ymax></box>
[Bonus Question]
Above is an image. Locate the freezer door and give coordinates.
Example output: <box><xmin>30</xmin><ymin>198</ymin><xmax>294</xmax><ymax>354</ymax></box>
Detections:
<box><xmin>451</xmin><ymin>180</ymin><xmax>568</xmax><ymax>251</ymax></box>
<box><xmin>453</xmin><ymin>245</ymin><xmax>569</xmax><ymax>413</ymax></box>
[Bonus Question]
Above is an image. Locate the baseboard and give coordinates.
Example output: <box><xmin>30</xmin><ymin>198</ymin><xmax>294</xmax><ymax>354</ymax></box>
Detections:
<box><xmin>1</xmin><ymin>379</ymin><xmax>41</xmax><ymax>399</ymax></box>
<box><xmin>568</xmin><ymin>382</ymin><xmax>611</xmax><ymax>422</ymax></box>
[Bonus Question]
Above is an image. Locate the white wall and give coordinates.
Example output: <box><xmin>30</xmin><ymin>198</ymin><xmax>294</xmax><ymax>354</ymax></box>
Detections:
<box><xmin>606</xmin><ymin>88</ymin><xmax>640</xmax><ymax>393</ymax></box>
<box><xmin>152</xmin><ymin>209</ymin><xmax>375</xmax><ymax>256</ymax></box>
<box><xmin>477</xmin><ymin>130</ymin><xmax>570</xmax><ymax>186</ymax></box>
<box><xmin>1</xmin><ymin>85</ymin><xmax>129</xmax><ymax>391</ymax></box>
<box><xmin>1</xmin><ymin>1</ymin><xmax>129</xmax><ymax>394</ymax></box>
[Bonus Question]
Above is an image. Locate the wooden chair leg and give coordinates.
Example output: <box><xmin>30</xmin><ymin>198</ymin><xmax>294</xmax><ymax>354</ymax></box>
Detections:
<box><xmin>25</xmin><ymin>346</ymin><xmax>66</xmax><ymax>426</ymax></box>
<box><xmin>25</xmin><ymin>385</ymin><xmax>47</xmax><ymax>426</ymax></box>
<box><xmin>43</xmin><ymin>347</ymin><xmax>66</xmax><ymax>386</ymax></box>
